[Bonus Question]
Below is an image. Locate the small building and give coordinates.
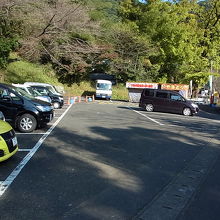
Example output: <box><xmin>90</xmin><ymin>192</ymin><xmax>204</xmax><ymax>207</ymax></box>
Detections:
<box><xmin>126</xmin><ymin>82</ymin><xmax>189</xmax><ymax>103</ymax></box>
<box><xmin>126</xmin><ymin>82</ymin><xmax>159</xmax><ymax>102</ymax></box>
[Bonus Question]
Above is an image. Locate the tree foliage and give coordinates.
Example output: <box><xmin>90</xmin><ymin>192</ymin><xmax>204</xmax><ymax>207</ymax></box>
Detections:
<box><xmin>1</xmin><ymin>0</ymin><xmax>220</xmax><ymax>86</ymax></box>
<box><xmin>0</xmin><ymin>1</ymin><xmax>23</xmax><ymax>68</ymax></box>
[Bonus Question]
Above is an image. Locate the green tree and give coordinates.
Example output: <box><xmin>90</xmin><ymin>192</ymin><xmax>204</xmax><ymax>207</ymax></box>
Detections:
<box><xmin>119</xmin><ymin>0</ymin><xmax>213</xmax><ymax>85</ymax></box>
<box><xmin>197</xmin><ymin>0</ymin><xmax>220</xmax><ymax>72</ymax></box>
<box><xmin>0</xmin><ymin>3</ymin><xmax>22</xmax><ymax>68</ymax></box>
<box><xmin>102</xmin><ymin>23</ymin><xmax>157</xmax><ymax>82</ymax></box>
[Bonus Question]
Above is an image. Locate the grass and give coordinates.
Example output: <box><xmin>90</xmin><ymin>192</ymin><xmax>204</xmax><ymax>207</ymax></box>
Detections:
<box><xmin>6</xmin><ymin>61</ymin><xmax>60</xmax><ymax>85</ymax></box>
<box><xmin>64</xmin><ymin>81</ymin><xmax>95</xmax><ymax>96</ymax></box>
<box><xmin>111</xmin><ymin>84</ymin><xmax>129</xmax><ymax>101</ymax></box>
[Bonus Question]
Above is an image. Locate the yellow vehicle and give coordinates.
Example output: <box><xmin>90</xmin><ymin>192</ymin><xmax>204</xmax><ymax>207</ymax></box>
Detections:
<box><xmin>0</xmin><ymin>120</ymin><xmax>18</xmax><ymax>162</ymax></box>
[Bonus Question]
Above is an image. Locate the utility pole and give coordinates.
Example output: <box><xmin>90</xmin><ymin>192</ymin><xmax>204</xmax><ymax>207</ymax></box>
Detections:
<box><xmin>209</xmin><ymin>60</ymin><xmax>214</xmax><ymax>105</ymax></box>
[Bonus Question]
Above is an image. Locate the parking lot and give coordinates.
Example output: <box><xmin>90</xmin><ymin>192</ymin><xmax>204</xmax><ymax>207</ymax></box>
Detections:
<box><xmin>0</xmin><ymin>101</ymin><xmax>220</xmax><ymax>219</ymax></box>
<box><xmin>0</xmin><ymin>103</ymin><xmax>72</xmax><ymax>195</ymax></box>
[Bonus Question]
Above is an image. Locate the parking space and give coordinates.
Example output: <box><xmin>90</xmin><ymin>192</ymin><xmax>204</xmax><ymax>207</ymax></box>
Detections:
<box><xmin>0</xmin><ymin>152</ymin><xmax>28</xmax><ymax>180</ymax></box>
<box><xmin>0</xmin><ymin>100</ymin><xmax>220</xmax><ymax>219</ymax></box>
<box><xmin>94</xmin><ymin>100</ymin><xmax>220</xmax><ymax>137</ymax></box>
<box><xmin>126</xmin><ymin>104</ymin><xmax>220</xmax><ymax>133</ymax></box>
<box><xmin>0</xmin><ymin>103</ymin><xmax>71</xmax><ymax>196</ymax></box>
<box><xmin>95</xmin><ymin>100</ymin><xmax>220</xmax><ymax>131</ymax></box>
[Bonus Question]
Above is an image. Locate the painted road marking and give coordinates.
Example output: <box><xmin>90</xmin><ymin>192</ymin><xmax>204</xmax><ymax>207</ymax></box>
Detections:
<box><xmin>129</xmin><ymin>107</ymin><xmax>164</xmax><ymax>126</ymax></box>
<box><xmin>15</xmin><ymin>133</ymin><xmax>47</xmax><ymax>135</ymax></box>
<box><xmin>0</xmin><ymin>104</ymin><xmax>72</xmax><ymax>197</ymax></box>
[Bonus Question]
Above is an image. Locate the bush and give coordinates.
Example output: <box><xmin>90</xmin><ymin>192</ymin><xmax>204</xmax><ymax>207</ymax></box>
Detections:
<box><xmin>5</xmin><ymin>59</ymin><xmax>60</xmax><ymax>85</ymax></box>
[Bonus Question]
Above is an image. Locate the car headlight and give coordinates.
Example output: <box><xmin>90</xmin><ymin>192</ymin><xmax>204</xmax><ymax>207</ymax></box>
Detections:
<box><xmin>191</xmin><ymin>103</ymin><xmax>198</xmax><ymax>108</ymax></box>
<box><xmin>59</xmin><ymin>97</ymin><xmax>63</xmax><ymax>100</ymax></box>
<box><xmin>36</xmin><ymin>105</ymin><xmax>52</xmax><ymax>112</ymax></box>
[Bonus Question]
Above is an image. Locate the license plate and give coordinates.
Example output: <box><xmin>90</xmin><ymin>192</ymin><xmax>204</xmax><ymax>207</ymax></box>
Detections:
<box><xmin>12</xmin><ymin>137</ymin><xmax>17</xmax><ymax>146</ymax></box>
<box><xmin>49</xmin><ymin>114</ymin><xmax>53</xmax><ymax>121</ymax></box>
<box><xmin>102</xmin><ymin>96</ymin><xmax>106</xmax><ymax>98</ymax></box>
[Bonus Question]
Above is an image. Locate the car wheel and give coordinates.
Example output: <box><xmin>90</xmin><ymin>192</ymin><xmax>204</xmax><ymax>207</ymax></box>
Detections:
<box><xmin>145</xmin><ymin>104</ymin><xmax>154</xmax><ymax>112</ymax></box>
<box><xmin>183</xmin><ymin>107</ymin><xmax>192</xmax><ymax>116</ymax></box>
<box><xmin>53</xmin><ymin>102</ymin><xmax>60</xmax><ymax>109</ymax></box>
<box><xmin>17</xmin><ymin>114</ymin><xmax>37</xmax><ymax>133</ymax></box>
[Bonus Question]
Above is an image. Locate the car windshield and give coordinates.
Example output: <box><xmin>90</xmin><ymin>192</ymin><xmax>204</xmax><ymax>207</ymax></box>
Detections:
<box><xmin>96</xmin><ymin>83</ymin><xmax>112</xmax><ymax>90</ymax></box>
<box><xmin>27</xmin><ymin>87</ymin><xmax>42</xmax><ymax>96</ymax></box>
<box><xmin>46</xmin><ymin>86</ymin><xmax>58</xmax><ymax>94</ymax></box>
<box><xmin>11</xmin><ymin>87</ymin><xmax>34</xmax><ymax>100</ymax></box>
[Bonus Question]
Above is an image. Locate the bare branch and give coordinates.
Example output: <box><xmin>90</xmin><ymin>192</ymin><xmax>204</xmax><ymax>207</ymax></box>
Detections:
<box><xmin>41</xmin><ymin>42</ymin><xmax>72</xmax><ymax>72</ymax></box>
<box><xmin>37</xmin><ymin>14</ymin><xmax>57</xmax><ymax>38</ymax></box>
<box><xmin>54</xmin><ymin>3</ymin><xmax>83</xmax><ymax>23</ymax></box>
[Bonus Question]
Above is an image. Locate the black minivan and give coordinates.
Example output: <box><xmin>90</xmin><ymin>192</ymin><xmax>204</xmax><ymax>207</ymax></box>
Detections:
<box><xmin>0</xmin><ymin>83</ymin><xmax>54</xmax><ymax>132</ymax></box>
<box><xmin>139</xmin><ymin>88</ymin><xmax>199</xmax><ymax>116</ymax></box>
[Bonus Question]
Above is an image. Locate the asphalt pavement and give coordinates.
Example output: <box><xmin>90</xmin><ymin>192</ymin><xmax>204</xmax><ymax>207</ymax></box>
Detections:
<box><xmin>0</xmin><ymin>101</ymin><xmax>220</xmax><ymax>220</ymax></box>
<box><xmin>177</xmin><ymin>105</ymin><xmax>220</xmax><ymax>220</ymax></box>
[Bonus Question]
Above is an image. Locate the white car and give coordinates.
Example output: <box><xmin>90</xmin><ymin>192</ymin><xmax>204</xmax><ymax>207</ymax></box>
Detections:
<box><xmin>24</xmin><ymin>82</ymin><xmax>62</xmax><ymax>96</ymax></box>
<box><xmin>12</xmin><ymin>84</ymin><xmax>52</xmax><ymax>103</ymax></box>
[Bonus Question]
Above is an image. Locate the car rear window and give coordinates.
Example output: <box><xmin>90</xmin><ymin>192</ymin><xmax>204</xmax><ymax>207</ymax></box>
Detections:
<box><xmin>156</xmin><ymin>91</ymin><xmax>168</xmax><ymax>98</ymax></box>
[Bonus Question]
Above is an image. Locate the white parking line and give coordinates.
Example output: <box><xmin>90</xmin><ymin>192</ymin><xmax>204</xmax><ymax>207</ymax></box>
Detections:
<box><xmin>128</xmin><ymin>107</ymin><xmax>164</xmax><ymax>126</ymax></box>
<box><xmin>55</xmin><ymin>109</ymin><xmax>66</xmax><ymax>110</ymax></box>
<box><xmin>0</xmin><ymin>104</ymin><xmax>72</xmax><ymax>197</ymax></box>
<box><xmin>15</xmin><ymin>133</ymin><xmax>46</xmax><ymax>135</ymax></box>
<box><xmin>18</xmin><ymin>149</ymin><xmax>32</xmax><ymax>152</ymax></box>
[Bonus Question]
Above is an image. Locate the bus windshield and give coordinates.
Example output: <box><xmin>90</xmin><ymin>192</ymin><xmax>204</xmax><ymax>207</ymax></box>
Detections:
<box><xmin>96</xmin><ymin>83</ymin><xmax>112</xmax><ymax>91</ymax></box>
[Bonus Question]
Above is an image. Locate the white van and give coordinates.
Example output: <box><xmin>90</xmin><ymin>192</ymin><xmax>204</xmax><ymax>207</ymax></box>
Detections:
<box><xmin>95</xmin><ymin>80</ymin><xmax>112</xmax><ymax>100</ymax></box>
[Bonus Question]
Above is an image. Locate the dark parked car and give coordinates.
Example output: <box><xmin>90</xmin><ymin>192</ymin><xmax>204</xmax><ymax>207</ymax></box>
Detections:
<box><xmin>0</xmin><ymin>83</ymin><xmax>54</xmax><ymax>133</ymax></box>
<box><xmin>29</xmin><ymin>86</ymin><xmax>64</xmax><ymax>109</ymax></box>
<box><xmin>139</xmin><ymin>88</ymin><xmax>199</xmax><ymax>116</ymax></box>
